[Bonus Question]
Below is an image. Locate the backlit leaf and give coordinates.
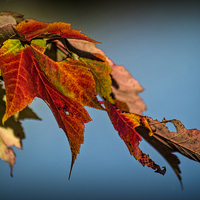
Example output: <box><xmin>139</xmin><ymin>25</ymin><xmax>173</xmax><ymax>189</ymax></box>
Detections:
<box><xmin>34</xmin><ymin>70</ymin><xmax>91</xmax><ymax>179</ymax></box>
<box><xmin>0</xmin><ymin>38</ymin><xmax>92</xmax><ymax>178</ymax></box>
<box><xmin>31</xmin><ymin>46</ymin><xmax>103</xmax><ymax>109</ymax></box>
<box><xmin>40</xmin><ymin>39</ymin><xmax>114</xmax><ymax>104</ymax></box>
<box><xmin>1</xmin><ymin>14</ymin><xmax>199</xmax><ymax>185</ymax></box>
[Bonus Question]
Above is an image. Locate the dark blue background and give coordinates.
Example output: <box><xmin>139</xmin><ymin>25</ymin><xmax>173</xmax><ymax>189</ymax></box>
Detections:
<box><xmin>1</xmin><ymin>1</ymin><xmax>200</xmax><ymax>199</ymax></box>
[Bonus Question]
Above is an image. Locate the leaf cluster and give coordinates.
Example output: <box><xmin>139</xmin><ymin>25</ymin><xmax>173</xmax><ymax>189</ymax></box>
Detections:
<box><xmin>0</xmin><ymin>12</ymin><xmax>200</xmax><ymax>188</ymax></box>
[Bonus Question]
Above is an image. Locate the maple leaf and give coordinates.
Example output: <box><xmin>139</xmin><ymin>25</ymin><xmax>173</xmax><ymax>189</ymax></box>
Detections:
<box><xmin>0</xmin><ymin>38</ymin><xmax>92</xmax><ymax>178</ymax></box>
<box><xmin>31</xmin><ymin>46</ymin><xmax>103</xmax><ymax>109</ymax></box>
<box><xmin>36</xmin><ymin>38</ymin><xmax>114</xmax><ymax>104</ymax></box>
<box><xmin>105</xmin><ymin>100</ymin><xmax>166</xmax><ymax>175</ymax></box>
<box><xmin>34</xmin><ymin>70</ymin><xmax>92</xmax><ymax>179</ymax></box>
<box><xmin>41</xmin><ymin>38</ymin><xmax>114</xmax><ymax>103</ymax></box>
<box><xmin>0</xmin><ymin>17</ymin><xmax>106</xmax><ymax>177</ymax></box>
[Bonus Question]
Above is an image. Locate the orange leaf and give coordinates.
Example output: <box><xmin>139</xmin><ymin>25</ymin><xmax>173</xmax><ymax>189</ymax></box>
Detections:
<box><xmin>104</xmin><ymin>100</ymin><xmax>165</xmax><ymax>175</ymax></box>
<box><xmin>31</xmin><ymin>45</ymin><xmax>103</xmax><ymax>109</ymax></box>
<box><xmin>34</xmin><ymin>68</ymin><xmax>91</xmax><ymax>178</ymax></box>
<box><xmin>0</xmin><ymin>38</ymin><xmax>92</xmax><ymax>178</ymax></box>
<box><xmin>14</xmin><ymin>20</ymin><xmax>99</xmax><ymax>43</ymax></box>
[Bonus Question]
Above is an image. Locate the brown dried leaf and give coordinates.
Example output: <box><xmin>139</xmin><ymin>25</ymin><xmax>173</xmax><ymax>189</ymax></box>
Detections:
<box><xmin>148</xmin><ymin>117</ymin><xmax>200</xmax><ymax>162</ymax></box>
<box><xmin>137</xmin><ymin>116</ymin><xmax>200</xmax><ymax>188</ymax></box>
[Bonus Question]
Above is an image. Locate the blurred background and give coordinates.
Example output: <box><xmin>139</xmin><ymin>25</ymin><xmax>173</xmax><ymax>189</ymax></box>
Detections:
<box><xmin>0</xmin><ymin>0</ymin><xmax>200</xmax><ymax>199</ymax></box>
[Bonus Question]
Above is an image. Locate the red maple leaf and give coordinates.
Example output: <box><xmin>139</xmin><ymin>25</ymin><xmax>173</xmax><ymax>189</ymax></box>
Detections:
<box><xmin>0</xmin><ymin>38</ymin><xmax>95</xmax><ymax>178</ymax></box>
<box><xmin>105</xmin><ymin>100</ymin><xmax>166</xmax><ymax>175</ymax></box>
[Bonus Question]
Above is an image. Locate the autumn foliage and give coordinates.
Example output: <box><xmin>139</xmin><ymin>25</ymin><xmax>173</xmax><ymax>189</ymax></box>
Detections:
<box><xmin>0</xmin><ymin>12</ymin><xmax>200</xmax><ymax>187</ymax></box>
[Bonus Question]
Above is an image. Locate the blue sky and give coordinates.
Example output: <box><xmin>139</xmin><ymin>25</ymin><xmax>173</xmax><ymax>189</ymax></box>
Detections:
<box><xmin>1</xmin><ymin>1</ymin><xmax>200</xmax><ymax>199</ymax></box>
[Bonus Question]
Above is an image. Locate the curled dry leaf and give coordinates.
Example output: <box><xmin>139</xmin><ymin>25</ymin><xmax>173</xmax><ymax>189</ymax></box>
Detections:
<box><xmin>148</xmin><ymin>117</ymin><xmax>200</xmax><ymax>162</ymax></box>
<box><xmin>136</xmin><ymin>116</ymin><xmax>200</xmax><ymax>188</ymax></box>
